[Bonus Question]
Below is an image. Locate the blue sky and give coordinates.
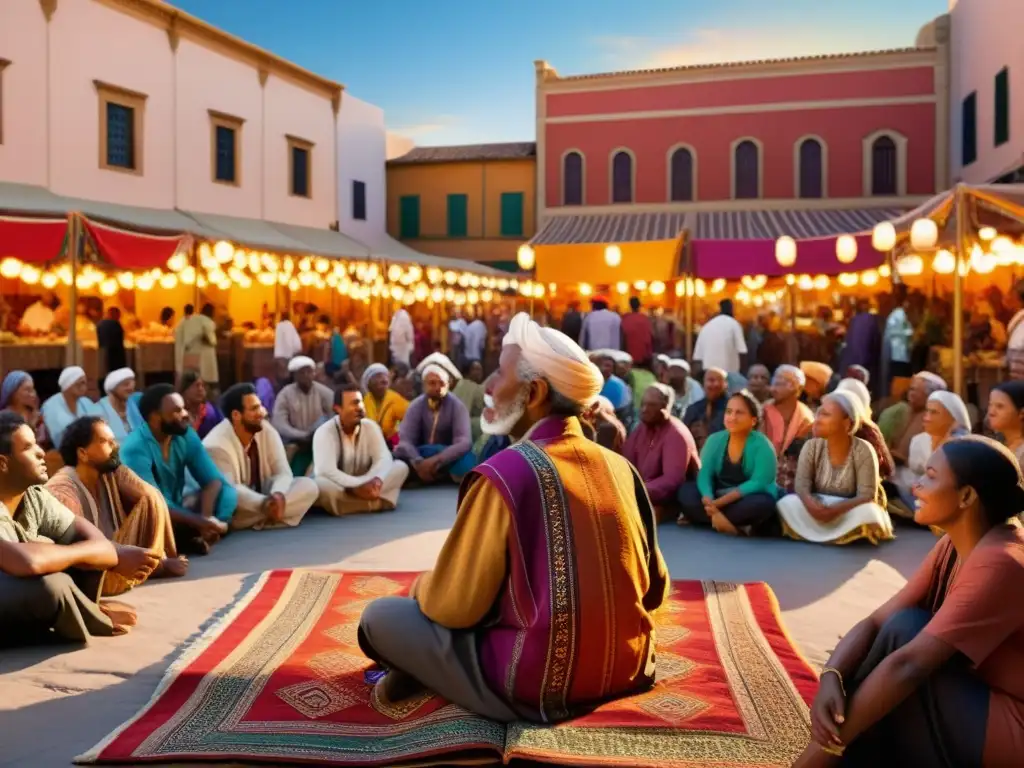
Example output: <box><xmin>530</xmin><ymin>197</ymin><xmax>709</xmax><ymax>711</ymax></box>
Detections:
<box><xmin>171</xmin><ymin>0</ymin><xmax>949</xmax><ymax>146</ymax></box>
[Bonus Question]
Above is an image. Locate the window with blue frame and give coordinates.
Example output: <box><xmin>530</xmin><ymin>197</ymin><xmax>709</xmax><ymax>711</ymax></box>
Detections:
<box><xmin>288</xmin><ymin>137</ymin><xmax>313</xmax><ymax>197</ymax></box>
<box><xmin>214</xmin><ymin>125</ymin><xmax>236</xmax><ymax>183</ymax></box>
<box><xmin>106</xmin><ymin>102</ymin><xmax>135</xmax><ymax>170</ymax></box>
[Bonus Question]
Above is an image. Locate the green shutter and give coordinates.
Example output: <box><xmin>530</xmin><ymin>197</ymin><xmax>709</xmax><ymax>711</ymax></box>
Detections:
<box><xmin>995</xmin><ymin>68</ymin><xmax>1010</xmax><ymax>147</ymax></box>
<box><xmin>962</xmin><ymin>93</ymin><xmax>977</xmax><ymax>167</ymax></box>
<box><xmin>447</xmin><ymin>194</ymin><xmax>468</xmax><ymax>237</ymax></box>
<box><xmin>500</xmin><ymin>192</ymin><xmax>524</xmax><ymax>237</ymax></box>
<box><xmin>399</xmin><ymin>195</ymin><xmax>420</xmax><ymax>239</ymax></box>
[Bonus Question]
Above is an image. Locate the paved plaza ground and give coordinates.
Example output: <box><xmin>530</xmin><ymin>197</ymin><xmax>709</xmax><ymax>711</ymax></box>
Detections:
<box><xmin>0</xmin><ymin>486</ymin><xmax>937</xmax><ymax>768</ymax></box>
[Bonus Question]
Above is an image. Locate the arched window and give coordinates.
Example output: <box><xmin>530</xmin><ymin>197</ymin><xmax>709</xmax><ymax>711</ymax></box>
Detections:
<box><xmin>669</xmin><ymin>147</ymin><xmax>694</xmax><ymax>202</ymax></box>
<box><xmin>611</xmin><ymin>150</ymin><xmax>633</xmax><ymax>203</ymax></box>
<box><xmin>563</xmin><ymin>151</ymin><xmax>583</xmax><ymax>205</ymax></box>
<box><xmin>733</xmin><ymin>140</ymin><xmax>760</xmax><ymax>200</ymax></box>
<box><xmin>871</xmin><ymin>136</ymin><xmax>897</xmax><ymax>196</ymax></box>
<box><xmin>798</xmin><ymin>138</ymin><xmax>824</xmax><ymax>199</ymax></box>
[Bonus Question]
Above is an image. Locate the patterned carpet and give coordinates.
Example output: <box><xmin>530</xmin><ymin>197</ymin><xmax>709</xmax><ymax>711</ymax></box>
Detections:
<box><xmin>77</xmin><ymin>570</ymin><xmax>818</xmax><ymax>767</ymax></box>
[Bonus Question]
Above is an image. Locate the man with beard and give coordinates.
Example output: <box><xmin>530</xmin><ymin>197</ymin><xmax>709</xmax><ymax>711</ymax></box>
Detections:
<box><xmin>358</xmin><ymin>312</ymin><xmax>668</xmax><ymax>723</ymax></box>
<box><xmin>682</xmin><ymin>366</ymin><xmax>729</xmax><ymax>452</ymax></box>
<box><xmin>46</xmin><ymin>416</ymin><xmax>184</xmax><ymax>595</ymax></box>
<box><xmin>394</xmin><ymin>362</ymin><xmax>475</xmax><ymax>484</ymax></box>
<box><xmin>203</xmin><ymin>384</ymin><xmax>317</xmax><ymax>530</ymax></box>
<box><xmin>313</xmin><ymin>383</ymin><xmax>409</xmax><ymax>514</ymax></box>
<box><xmin>120</xmin><ymin>384</ymin><xmax>234</xmax><ymax>554</ymax></box>
<box><xmin>0</xmin><ymin>412</ymin><xmax>142</xmax><ymax>643</ymax></box>
<box><xmin>272</xmin><ymin>356</ymin><xmax>334</xmax><ymax>475</ymax></box>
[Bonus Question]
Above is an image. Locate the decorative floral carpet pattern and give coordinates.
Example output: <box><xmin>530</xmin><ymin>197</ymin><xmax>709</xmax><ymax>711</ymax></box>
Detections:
<box><xmin>78</xmin><ymin>570</ymin><xmax>817</xmax><ymax>767</ymax></box>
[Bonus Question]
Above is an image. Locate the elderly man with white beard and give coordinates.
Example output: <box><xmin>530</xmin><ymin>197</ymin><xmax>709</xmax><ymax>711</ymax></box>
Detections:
<box><xmin>357</xmin><ymin>312</ymin><xmax>669</xmax><ymax>724</ymax></box>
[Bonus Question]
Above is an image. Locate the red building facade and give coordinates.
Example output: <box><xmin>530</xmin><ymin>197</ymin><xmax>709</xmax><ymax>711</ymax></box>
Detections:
<box><xmin>535</xmin><ymin>44</ymin><xmax>950</xmax><ymax>217</ymax></box>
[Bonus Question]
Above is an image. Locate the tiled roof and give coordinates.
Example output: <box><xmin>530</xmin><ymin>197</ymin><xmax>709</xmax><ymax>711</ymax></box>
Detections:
<box><xmin>529</xmin><ymin>212</ymin><xmax>688</xmax><ymax>246</ymax></box>
<box><xmin>692</xmin><ymin>207</ymin><xmax>905</xmax><ymax>240</ymax></box>
<box><xmin>388</xmin><ymin>142</ymin><xmax>536</xmax><ymax>165</ymax></box>
<box><xmin>552</xmin><ymin>48</ymin><xmax>932</xmax><ymax>83</ymax></box>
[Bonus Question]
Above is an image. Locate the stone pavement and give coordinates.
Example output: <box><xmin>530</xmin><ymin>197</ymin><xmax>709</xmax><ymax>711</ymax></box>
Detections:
<box><xmin>0</xmin><ymin>486</ymin><xmax>937</xmax><ymax>768</ymax></box>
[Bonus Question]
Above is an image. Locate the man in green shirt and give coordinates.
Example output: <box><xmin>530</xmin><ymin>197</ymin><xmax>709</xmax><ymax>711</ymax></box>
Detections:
<box><xmin>0</xmin><ymin>412</ymin><xmax>156</xmax><ymax>644</ymax></box>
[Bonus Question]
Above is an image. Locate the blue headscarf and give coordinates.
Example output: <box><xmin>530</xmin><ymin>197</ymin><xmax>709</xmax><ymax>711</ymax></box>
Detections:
<box><xmin>0</xmin><ymin>371</ymin><xmax>31</xmax><ymax>410</ymax></box>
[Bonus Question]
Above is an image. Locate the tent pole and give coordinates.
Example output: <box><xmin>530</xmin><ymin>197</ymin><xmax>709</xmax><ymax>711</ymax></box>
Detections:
<box><xmin>66</xmin><ymin>213</ymin><xmax>80</xmax><ymax>368</ymax></box>
<box><xmin>952</xmin><ymin>184</ymin><xmax>966</xmax><ymax>397</ymax></box>
<box><xmin>683</xmin><ymin>238</ymin><xmax>693</xmax><ymax>360</ymax></box>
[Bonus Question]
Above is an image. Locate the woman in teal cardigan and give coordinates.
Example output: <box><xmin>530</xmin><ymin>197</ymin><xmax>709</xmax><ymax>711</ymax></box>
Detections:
<box><xmin>677</xmin><ymin>390</ymin><xmax>780</xmax><ymax>536</ymax></box>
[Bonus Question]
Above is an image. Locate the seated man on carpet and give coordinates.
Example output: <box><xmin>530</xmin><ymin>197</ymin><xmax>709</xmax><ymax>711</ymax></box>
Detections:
<box><xmin>313</xmin><ymin>383</ymin><xmax>409</xmax><ymax>514</ymax></box>
<box><xmin>682</xmin><ymin>366</ymin><xmax>729</xmax><ymax>452</ymax></box>
<box><xmin>394</xmin><ymin>360</ymin><xmax>475</xmax><ymax>485</ymax></box>
<box><xmin>204</xmin><ymin>384</ymin><xmax>317</xmax><ymax>530</ymax></box>
<box><xmin>97</xmin><ymin>368</ymin><xmax>143</xmax><ymax>441</ymax></box>
<box><xmin>358</xmin><ymin>312</ymin><xmax>669</xmax><ymax>723</ymax></box>
<box><xmin>271</xmin><ymin>355</ymin><xmax>334</xmax><ymax>475</ymax></box>
<box><xmin>623</xmin><ymin>383</ymin><xmax>699</xmax><ymax>522</ymax></box>
<box><xmin>0</xmin><ymin>412</ymin><xmax>145</xmax><ymax>644</ymax></box>
<box><xmin>41</xmin><ymin>365</ymin><xmax>100</xmax><ymax>450</ymax></box>
<box><xmin>121</xmin><ymin>384</ymin><xmax>234</xmax><ymax>554</ymax></box>
<box><xmin>46</xmin><ymin>415</ymin><xmax>187</xmax><ymax>594</ymax></box>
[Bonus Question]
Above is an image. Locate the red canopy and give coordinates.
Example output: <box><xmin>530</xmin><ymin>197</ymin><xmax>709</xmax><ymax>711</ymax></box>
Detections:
<box><xmin>84</xmin><ymin>219</ymin><xmax>190</xmax><ymax>270</ymax></box>
<box><xmin>0</xmin><ymin>215</ymin><xmax>68</xmax><ymax>264</ymax></box>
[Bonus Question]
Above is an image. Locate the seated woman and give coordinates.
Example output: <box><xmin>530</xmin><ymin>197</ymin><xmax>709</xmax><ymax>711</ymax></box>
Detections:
<box><xmin>761</xmin><ymin>364</ymin><xmax>815</xmax><ymax>493</ymax></box>
<box><xmin>795</xmin><ymin>437</ymin><xmax>1024</xmax><ymax>767</ymax></box>
<box><xmin>890</xmin><ymin>390</ymin><xmax>970</xmax><ymax>512</ymax></box>
<box><xmin>799</xmin><ymin>361</ymin><xmax>833</xmax><ymax>411</ymax></box>
<box><xmin>835</xmin><ymin>378</ymin><xmax>895</xmax><ymax>481</ymax></box>
<box><xmin>41</xmin><ymin>366</ymin><xmax>100</xmax><ymax>449</ymax></box>
<box><xmin>987</xmin><ymin>380</ymin><xmax>1024</xmax><ymax>467</ymax></box>
<box><xmin>97</xmin><ymin>368</ymin><xmax>142</xmax><ymax>441</ymax></box>
<box><xmin>776</xmin><ymin>391</ymin><xmax>893</xmax><ymax>545</ymax></box>
<box><xmin>180</xmin><ymin>370</ymin><xmax>223</xmax><ymax>440</ymax></box>
<box><xmin>677</xmin><ymin>390</ymin><xmax>778</xmax><ymax>536</ymax></box>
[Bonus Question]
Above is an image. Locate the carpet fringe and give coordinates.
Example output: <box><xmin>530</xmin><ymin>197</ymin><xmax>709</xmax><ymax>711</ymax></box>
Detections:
<box><xmin>73</xmin><ymin>570</ymin><xmax>273</xmax><ymax>765</ymax></box>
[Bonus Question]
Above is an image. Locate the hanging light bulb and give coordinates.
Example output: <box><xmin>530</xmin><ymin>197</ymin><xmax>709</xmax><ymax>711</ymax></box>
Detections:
<box><xmin>604</xmin><ymin>244</ymin><xmax>622</xmax><ymax>267</ymax></box>
<box><xmin>860</xmin><ymin>269</ymin><xmax>879</xmax><ymax>287</ymax></box>
<box><xmin>785</xmin><ymin>274</ymin><xmax>796</xmax><ymax>286</ymax></box>
<box><xmin>797</xmin><ymin>274</ymin><xmax>814</xmax><ymax>291</ymax></box>
<box><xmin>444</xmin><ymin>287</ymin><xmax>456</xmax><ymax>301</ymax></box>
<box><xmin>257</xmin><ymin>272</ymin><xmax>276</xmax><ymax>286</ymax></box>
<box><xmin>616</xmin><ymin>281</ymin><xmax>629</xmax><ymax>295</ymax></box>
<box><xmin>136</xmin><ymin>273</ymin><xmax>155</xmax><ymax>291</ymax></box>
<box><xmin>579</xmin><ymin>283</ymin><xmax>592</xmax><ymax>297</ymax></box>
<box><xmin>414</xmin><ymin>284</ymin><xmax>429</xmax><ymax>302</ymax></box>
<box><xmin>159</xmin><ymin>273</ymin><xmax>178</xmax><ymax>289</ymax></box>
<box><xmin>288</xmin><ymin>278</ymin><xmax>300</xmax><ymax>291</ymax></box>
<box><xmin>180</xmin><ymin>266</ymin><xmax>196</xmax><ymax>285</ymax></box>
<box><xmin>649</xmin><ymin>281</ymin><xmax>666</xmax><ymax>295</ymax></box>
<box><xmin>634</xmin><ymin>280</ymin><xmax>648</xmax><ymax>291</ymax></box>
<box><xmin>710</xmin><ymin>278</ymin><xmax>726</xmax><ymax>293</ymax></box>
<box><xmin>813</xmin><ymin>275</ymin><xmax>830</xmax><ymax>290</ymax></box>
<box><xmin>314</xmin><ymin>257</ymin><xmax>330</xmax><ymax>274</ymax></box>
<box><xmin>979</xmin><ymin>226</ymin><xmax>997</xmax><ymax>241</ymax></box>
<box><xmin>741</xmin><ymin>275</ymin><xmax>768</xmax><ymax>291</ymax></box>
<box><xmin>41</xmin><ymin>272</ymin><xmax>58</xmax><ymax>289</ymax></box>
<box><xmin>213</xmin><ymin>241</ymin><xmax>234</xmax><ymax>263</ymax></box>
<box><xmin>932</xmin><ymin>249</ymin><xmax>956</xmax><ymax>274</ymax></box>
<box><xmin>0</xmin><ymin>258</ymin><xmax>22</xmax><ymax>279</ymax></box>
<box><xmin>481</xmin><ymin>289</ymin><xmax>493</xmax><ymax>302</ymax></box>
<box><xmin>166</xmin><ymin>252</ymin><xmax>188</xmax><ymax>273</ymax></box>
<box><xmin>897</xmin><ymin>254</ymin><xmax>924</xmax><ymax>276</ymax></box>
<box><xmin>516</xmin><ymin>244</ymin><xmax>535</xmax><ymax>270</ymax></box>
<box><xmin>878</xmin><ymin>263</ymin><xmax>891</xmax><ymax>278</ymax></box>
<box><xmin>971</xmin><ymin>244</ymin><xmax>996</xmax><ymax>274</ymax></box>
<box><xmin>838</xmin><ymin>272</ymin><xmax>859</xmax><ymax>288</ymax></box>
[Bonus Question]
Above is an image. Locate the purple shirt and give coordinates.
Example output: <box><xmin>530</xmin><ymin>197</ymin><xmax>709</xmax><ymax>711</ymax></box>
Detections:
<box><xmin>623</xmin><ymin>417</ymin><xmax>700</xmax><ymax>504</ymax></box>
<box><xmin>395</xmin><ymin>394</ymin><xmax>472</xmax><ymax>466</ymax></box>
<box><xmin>579</xmin><ymin>309</ymin><xmax>621</xmax><ymax>351</ymax></box>
<box><xmin>840</xmin><ymin>311</ymin><xmax>882</xmax><ymax>373</ymax></box>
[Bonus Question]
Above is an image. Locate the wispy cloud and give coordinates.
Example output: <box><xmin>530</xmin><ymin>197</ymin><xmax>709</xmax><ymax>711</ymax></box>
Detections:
<box><xmin>594</xmin><ymin>25</ymin><xmax>866</xmax><ymax>71</ymax></box>
<box><xmin>387</xmin><ymin>114</ymin><xmax>460</xmax><ymax>140</ymax></box>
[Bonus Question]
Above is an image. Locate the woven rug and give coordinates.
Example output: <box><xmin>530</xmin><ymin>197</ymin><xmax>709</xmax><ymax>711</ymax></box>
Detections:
<box><xmin>78</xmin><ymin>570</ymin><xmax>817</xmax><ymax>767</ymax></box>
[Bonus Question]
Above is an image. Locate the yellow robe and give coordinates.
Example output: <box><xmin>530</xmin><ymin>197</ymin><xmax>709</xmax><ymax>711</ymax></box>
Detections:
<box><xmin>364</xmin><ymin>389</ymin><xmax>409</xmax><ymax>441</ymax></box>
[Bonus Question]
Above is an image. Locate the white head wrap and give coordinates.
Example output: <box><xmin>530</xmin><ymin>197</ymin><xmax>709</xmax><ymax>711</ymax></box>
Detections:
<box><xmin>360</xmin><ymin>363</ymin><xmax>389</xmax><ymax>393</ymax></box>
<box><xmin>59</xmin><ymin>366</ymin><xmax>86</xmax><ymax>392</ymax></box>
<box><xmin>655</xmin><ymin>354</ymin><xmax>670</xmax><ymax>367</ymax></box>
<box><xmin>928</xmin><ymin>390</ymin><xmax>971</xmax><ymax>433</ymax></box>
<box><xmin>503</xmin><ymin>312</ymin><xmax>603</xmax><ymax>406</ymax></box>
<box><xmin>646</xmin><ymin>382</ymin><xmax>675</xmax><ymax>414</ymax></box>
<box><xmin>589</xmin><ymin>349</ymin><xmax>614</xmax><ymax>362</ymax></box>
<box><xmin>800</xmin><ymin>361</ymin><xmax>834</xmax><ymax>388</ymax></box>
<box><xmin>103</xmin><ymin>367</ymin><xmax>135</xmax><ymax>395</ymax></box>
<box><xmin>666</xmin><ymin>358</ymin><xmax>691</xmax><ymax>374</ymax></box>
<box><xmin>287</xmin><ymin>355</ymin><xmax>316</xmax><ymax>373</ymax></box>
<box><xmin>421</xmin><ymin>364</ymin><xmax>452</xmax><ymax>388</ymax></box>
<box><xmin>774</xmin><ymin>364</ymin><xmax>806</xmax><ymax>388</ymax></box>
<box><xmin>823</xmin><ymin>390</ymin><xmax>863</xmax><ymax>435</ymax></box>
<box><xmin>836</xmin><ymin>378</ymin><xmax>872</xmax><ymax>420</ymax></box>
<box><xmin>914</xmin><ymin>371</ymin><xmax>948</xmax><ymax>392</ymax></box>
<box><xmin>847</xmin><ymin>365</ymin><xmax>870</xmax><ymax>386</ymax></box>
<box><xmin>416</xmin><ymin>352</ymin><xmax>461</xmax><ymax>382</ymax></box>
<box><xmin>704</xmin><ymin>366</ymin><xmax>728</xmax><ymax>381</ymax></box>
<box><xmin>609</xmin><ymin>350</ymin><xmax>633</xmax><ymax>365</ymax></box>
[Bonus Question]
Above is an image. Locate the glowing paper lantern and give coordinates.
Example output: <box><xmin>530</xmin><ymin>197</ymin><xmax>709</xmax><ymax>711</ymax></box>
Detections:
<box><xmin>604</xmin><ymin>244</ymin><xmax>622</xmax><ymax>267</ymax></box>
<box><xmin>932</xmin><ymin>249</ymin><xmax>955</xmax><ymax>274</ymax></box>
<box><xmin>910</xmin><ymin>218</ymin><xmax>939</xmax><ymax>251</ymax></box>
<box><xmin>836</xmin><ymin>235</ymin><xmax>858</xmax><ymax>265</ymax></box>
<box><xmin>516</xmin><ymin>244</ymin><xmax>535</xmax><ymax>270</ymax></box>
<box><xmin>775</xmin><ymin>236</ymin><xmax>797</xmax><ymax>268</ymax></box>
<box><xmin>872</xmin><ymin>222</ymin><xmax>896</xmax><ymax>252</ymax></box>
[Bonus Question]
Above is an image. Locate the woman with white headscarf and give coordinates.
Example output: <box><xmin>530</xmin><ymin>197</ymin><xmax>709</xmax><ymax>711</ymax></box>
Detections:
<box><xmin>761</xmin><ymin>365</ymin><xmax>815</xmax><ymax>493</ymax></box>
<box><xmin>777</xmin><ymin>390</ymin><xmax>893</xmax><ymax>545</ymax></box>
<box><xmin>836</xmin><ymin>377</ymin><xmax>895</xmax><ymax>480</ymax></box>
<box><xmin>41</xmin><ymin>366</ymin><xmax>100</xmax><ymax>450</ymax></box>
<box><xmin>891</xmin><ymin>390</ymin><xmax>971</xmax><ymax>512</ymax></box>
<box><xmin>97</xmin><ymin>368</ymin><xmax>142</xmax><ymax>441</ymax></box>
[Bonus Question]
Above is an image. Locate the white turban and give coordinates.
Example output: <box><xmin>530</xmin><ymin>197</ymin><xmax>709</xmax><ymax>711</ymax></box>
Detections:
<box><xmin>705</xmin><ymin>366</ymin><xmax>728</xmax><ymax>380</ymax></box>
<box><xmin>416</xmin><ymin>352</ymin><xmax>461</xmax><ymax>382</ymax></box>
<box><xmin>824</xmin><ymin>390</ymin><xmax>863</xmax><ymax>435</ymax></box>
<box><xmin>589</xmin><ymin>349</ymin><xmax>614</xmax><ymax>361</ymax></box>
<box><xmin>503</xmin><ymin>312</ymin><xmax>603</xmax><ymax>406</ymax></box>
<box><xmin>360</xmin><ymin>363</ymin><xmax>389</xmax><ymax>392</ymax></box>
<box><xmin>59</xmin><ymin>366</ymin><xmax>86</xmax><ymax>392</ymax></box>
<box><xmin>774</xmin><ymin>364</ymin><xmax>806</xmax><ymax>388</ymax></box>
<box><xmin>655</xmin><ymin>354</ymin><xmax>670</xmax><ymax>367</ymax></box>
<box><xmin>929</xmin><ymin>390</ymin><xmax>971</xmax><ymax>433</ymax></box>
<box><xmin>103</xmin><ymin>367</ymin><xmax>134</xmax><ymax>395</ymax></box>
<box><xmin>836</xmin><ymin>378</ymin><xmax>872</xmax><ymax>420</ymax></box>
<box><xmin>288</xmin><ymin>355</ymin><xmax>316</xmax><ymax>373</ymax></box>
<box><xmin>666</xmin><ymin>358</ymin><xmax>691</xmax><ymax>374</ymax></box>
<box><xmin>800</xmin><ymin>361</ymin><xmax>833</xmax><ymax>387</ymax></box>
<box><xmin>914</xmin><ymin>371</ymin><xmax>948</xmax><ymax>392</ymax></box>
<box><xmin>646</xmin><ymin>382</ymin><xmax>675</xmax><ymax>413</ymax></box>
<box><xmin>422</xmin><ymin>364</ymin><xmax>452</xmax><ymax>388</ymax></box>
<box><xmin>609</xmin><ymin>350</ymin><xmax>633</xmax><ymax>365</ymax></box>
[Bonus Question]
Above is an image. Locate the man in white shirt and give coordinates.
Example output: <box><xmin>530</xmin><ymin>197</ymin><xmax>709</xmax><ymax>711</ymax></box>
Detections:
<box><xmin>313</xmin><ymin>383</ymin><xmax>409</xmax><ymax>515</ymax></box>
<box><xmin>18</xmin><ymin>291</ymin><xmax>59</xmax><ymax>335</ymax></box>
<box><xmin>204</xmin><ymin>383</ymin><xmax>318</xmax><ymax>530</ymax></box>
<box><xmin>462</xmin><ymin>312</ymin><xmax>488</xmax><ymax>363</ymax></box>
<box><xmin>389</xmin><ymin>307</ymin><xmax>415</xmax><ymax>367</ymax></box>
<box><xmin>693</xmin><ymin>299</ymin><xmax>747</xmax><ymax>376</ymax></box>
<box><xmin>1005</xmin><ymin>280</ymin><xmax>1024</xmax><ymax>380</ymax></box>
<box><xmin>274</xmin><ymin>313</ymin><xmax>303</xmax><ymax>361</ymax></box>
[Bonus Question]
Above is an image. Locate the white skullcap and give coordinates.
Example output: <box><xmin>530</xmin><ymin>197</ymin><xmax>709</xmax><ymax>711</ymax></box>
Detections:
<box><xmin>655</xmin><ymin>354</ymin><xmax>670</xmax><ymax>366</ymax></box>
<box><xmin>705</xmin><ymin>366</ymin><xmax>728</xmax><ymax>380</ymax></box>
<box><xmin>774</xmin><ymin>364</ymin><xmax>806</xmax><ymax>388</ymax></box>
<box><xmin>589</xmin><ymin>348</ymin><xmax>614</xmax><ymax>361</ymax></box>
<box><xmin>800</xmin><ymin>361</ymin><xmax>833</xmax><ymax>387</ymax></box>
<box><xmin>929</xmin><ymin>390</ymin><xmax>971</xmax><ymax>433</ymax></box>
<box><xmin>824</xmin><ymin>390</ymin><xmax>863</xmax><ymax>435</ymax></box>
<box><xmin>421</xmin><ymin>364</ymin><xmax>451</xmax><ymax>386</ymax></box>
<box><xmin>914</xmin><ymin>371</ymin><xmax>947</xmax><ymax>392</ymax></box>
<box><xmin>59</xmin><ymin>366</ymin><xmax>86</xmax><ymax>392</ymax></box>
<box><xmin>103</xmin><ymin>367</ymin><xmax>135</xmax><ymax>395</ymax></box>
<box><xmin>288</xmin><ymin>355</ymin><xmax>316</xmax><ymax>373</ymax></box>
<box><xmin>504</xmin><ymin>312</ymin><xmax>603</xmax><ymax>407</ymax></box>
<box><xmin>416</xmin><ymin>352</ymin><xmax>461</xmax><ymax>382</ymax></box>
<box><xmin>836</xmin><ymin>378</ymin><xmax>872</xmax><ymax>420</ymax></box>
<box><xmin>360</xmin><ymin>363</ymin><xmax>389</xmax><ymax>392</ymax></box>
<box><xmin>646</xmin><ymin>382</ymin><xmax>675</xmax><ymax>413</ymax></box>
<box><xmin>609</xmin><ymin>350</ymin><xmax>633</xmax><ymax>365</ymax></box>
<box><xmin>666</xmin><ymin>358</ymin><xmax>691</xmax><ymax>373</ymax></box>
